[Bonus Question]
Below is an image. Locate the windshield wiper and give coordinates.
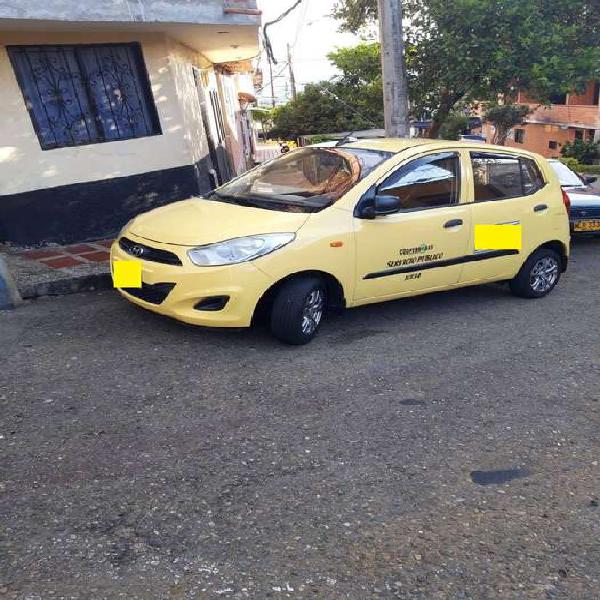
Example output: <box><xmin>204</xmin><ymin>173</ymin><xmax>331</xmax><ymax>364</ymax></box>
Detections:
<box><xmin>208</xmin><ymin>191</ymin><xmax>266</xmax><ymax>208</ymax></box>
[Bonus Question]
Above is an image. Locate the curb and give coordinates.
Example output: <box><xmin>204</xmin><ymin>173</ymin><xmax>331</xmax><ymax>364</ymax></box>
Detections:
<box><xmin>0</xmin><ymin>256</ymin><xmax>22</xmax><ymax>310</ymax></box>
<box><xmin>20</xmin><ymin>272</ymin><xmax>113</xmax><ymax>299</ymax></box>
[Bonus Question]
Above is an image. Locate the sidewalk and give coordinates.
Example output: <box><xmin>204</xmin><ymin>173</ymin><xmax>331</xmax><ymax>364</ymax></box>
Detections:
<box><xmin>1</xmin><ymin>239</ymin><xmax>113</xmax><ymax>299</ymax></box>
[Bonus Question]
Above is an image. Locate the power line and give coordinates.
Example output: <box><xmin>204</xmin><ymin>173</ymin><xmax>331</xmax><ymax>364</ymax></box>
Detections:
<box><xmin>255</xmin><ymin>62</ymin><xmax>290</xmax><ymax>94</ymax></box>
<box><xmin>263</xmin><ymin>0</ymin><xmax>304</xmax><ymax>65</ymax></box>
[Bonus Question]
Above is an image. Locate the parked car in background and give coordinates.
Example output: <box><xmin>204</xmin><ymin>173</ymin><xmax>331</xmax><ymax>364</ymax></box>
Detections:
<box><xmin>459</xmin><ymin>134</ymin><xmax>487</xmax><ymax>143</ymax></box>
<box><xmin>548</xmin><ymin>159</ymin><xmax>600</xmax><ymax>235</ymax></box>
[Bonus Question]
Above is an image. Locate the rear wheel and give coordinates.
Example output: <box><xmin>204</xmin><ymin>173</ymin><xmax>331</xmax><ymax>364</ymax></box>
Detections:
<box><xmin>509</xmin><ymin>248</ymin><xmax>562</xmax><ymax>298</ymax></box>
<box><xmin>270</xmin><ymin>276</ymin><xmax>327</xmax><ymax>345</ymax></box>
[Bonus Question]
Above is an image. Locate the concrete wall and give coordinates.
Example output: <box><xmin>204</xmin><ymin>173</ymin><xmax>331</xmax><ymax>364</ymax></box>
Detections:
<box><xmin>217</xmin><ymin>70</ymin><xmax>256</xmax><ymax>176</ymax></box>
<box><xmin>482</xmin><ymin>122</ymin><xmax>597</xmax><ymax>158</ymax></box>
<box><xmin>0</xmin><ymin>0</ymin><xmax>259</xmax><ymax>26</ymax></box>
<box><xmin>165</xmin><ymin>36</ymin><xmax>212</xmax><ymax>167</ymax></box>
<box><xmin>0</xmin><ymin>30</ymin><xmax>208</xmax><ymax>196</ymax></box>
<box><xmin>0</xmin><ymin>29</ymin><xmax>222</xmax><ymax>243</ymax></box>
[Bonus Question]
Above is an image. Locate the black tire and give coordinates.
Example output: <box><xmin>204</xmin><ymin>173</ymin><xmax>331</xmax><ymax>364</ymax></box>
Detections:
<box><xmin>270</xmin><ymin>276</ymin><xmax>327</xmax><ymax>345</ymax></box>
<box><xmin>509</xmin><ymin>248</ymin><xmax>562</xmax><ymax>298</ymax></box>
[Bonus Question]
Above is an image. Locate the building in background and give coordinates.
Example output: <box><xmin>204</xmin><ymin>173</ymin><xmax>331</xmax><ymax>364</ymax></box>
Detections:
<box><xmin>0</xmin><ymin>0</ymin><xmax>261</xmax><ymax>246</ymax></box>
<box><xmin>482</xmin><ymin>82</ymin><xmax>600</xmax><ymax>158</ymax></box>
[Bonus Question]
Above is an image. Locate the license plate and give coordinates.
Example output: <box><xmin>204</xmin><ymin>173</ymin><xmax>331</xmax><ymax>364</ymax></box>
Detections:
<box><xmin>574</xmin><ymin>219</ymin><xmax>600</xmax><ymax>232</ymax></box>
<box><xmin>112</xmin><ymin>260</ymin><xmax>142</xmax><ymax>288</ymax></box>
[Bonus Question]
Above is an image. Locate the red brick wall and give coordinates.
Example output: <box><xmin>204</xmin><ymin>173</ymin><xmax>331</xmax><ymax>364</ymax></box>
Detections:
<box><xmin>482</xmin><ymin>122</ymin><xmax>582</xmax><ymax>158</ymax></box>
<box><xmin>568</xmin><ymin>82</ymin><xmax>597</xmax><ymax>106</ymax></box>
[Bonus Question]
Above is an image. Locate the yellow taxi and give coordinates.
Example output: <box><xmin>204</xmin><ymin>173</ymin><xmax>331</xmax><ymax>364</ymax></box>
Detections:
<box><xmin>112</xmin><ymin>139</ymin><xmax>570</xmax><ymax>344</ymax></box>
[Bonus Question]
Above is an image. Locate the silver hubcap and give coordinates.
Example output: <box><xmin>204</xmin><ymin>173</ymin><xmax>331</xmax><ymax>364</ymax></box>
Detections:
<box><xmin>301</xmin><ymin>289</ymin><xmax>324</xmax><ymax>335</ymax></box>
<box><xmin>530</xmin><ymin>256</ymin><xmax>559</xmax><ymax>293</ymax></box>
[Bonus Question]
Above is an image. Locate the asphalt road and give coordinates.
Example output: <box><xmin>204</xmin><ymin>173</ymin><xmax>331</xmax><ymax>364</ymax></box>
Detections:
<box><xmin>2</xmin><ymin>237</ymin><xmax>600</xmax><ymax>599</ymax></box>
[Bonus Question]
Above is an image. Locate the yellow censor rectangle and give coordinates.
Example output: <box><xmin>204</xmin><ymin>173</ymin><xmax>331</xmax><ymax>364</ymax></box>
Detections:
<box><xmin>112</xmin><ymin>260</ymin><xmax>142</xmax><ymax>288</ymax></box>
<box><xmin>474</xmin><ymin>224</ymin><xmax>522</xmax><ymax>251</ymax></box>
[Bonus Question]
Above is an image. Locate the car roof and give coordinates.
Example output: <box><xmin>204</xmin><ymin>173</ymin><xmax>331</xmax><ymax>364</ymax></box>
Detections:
<box><xmin>342</xmin><ymin>137</ymin><xmax>541</xmax><ymax>158</ymax></box>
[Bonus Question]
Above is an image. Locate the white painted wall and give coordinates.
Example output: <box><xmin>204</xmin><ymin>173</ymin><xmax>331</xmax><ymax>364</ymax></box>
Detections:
<box><xmin>0</xmin><ymin>31</ymin><xmax>211</xmax><ymax>195</ymax></box>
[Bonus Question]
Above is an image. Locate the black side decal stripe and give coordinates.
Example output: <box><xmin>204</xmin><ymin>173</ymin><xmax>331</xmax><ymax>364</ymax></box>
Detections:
<box><xmin>363</xmin><ymin>249</ymin><xmax>520</xmax><ymax>280</ymax></box>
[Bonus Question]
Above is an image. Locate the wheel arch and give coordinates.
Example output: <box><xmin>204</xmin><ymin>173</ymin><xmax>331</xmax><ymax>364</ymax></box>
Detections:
<box><xmin>252</xmin><ymin>269</ymin><xmax>347</xmax><ymax>325</ymax></box>
<box><xmin>535</xmin><ymin>240</ymin><xmax>569</xmax><ymax>272</ymax></box>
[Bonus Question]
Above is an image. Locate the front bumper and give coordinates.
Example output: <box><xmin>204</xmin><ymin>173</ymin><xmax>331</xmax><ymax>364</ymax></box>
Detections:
<box><xmin>110</xmin><ymin>233</ymin><xmax>274</xmax><ymax>327</ymax></box>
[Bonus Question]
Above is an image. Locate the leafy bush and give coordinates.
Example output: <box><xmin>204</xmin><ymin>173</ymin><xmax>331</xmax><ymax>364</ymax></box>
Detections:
<box><xmin>560</xmin><ymin>139</ymin><xmax>600</xmax><ymax>164</ymax></box>
<box><xmin>579</xmin><ymin>165</ymin><xmax>600</xmax><ymax>175</ymax></box>
<box><xmin>305</xmin><ymin>135</ymin><xmax>337</xmax><ymax>144</ymax></box>
<box><xmin>439</xmin><ymin>112</ymin><xmax>469</xmax><ymax>140</ymax></box>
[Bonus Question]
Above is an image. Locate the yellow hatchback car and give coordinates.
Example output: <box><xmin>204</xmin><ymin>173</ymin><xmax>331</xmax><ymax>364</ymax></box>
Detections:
<box><xmin>112</xmin><ymin>139</ymin><xmax>570</xmax><ymax>344</ymax></box>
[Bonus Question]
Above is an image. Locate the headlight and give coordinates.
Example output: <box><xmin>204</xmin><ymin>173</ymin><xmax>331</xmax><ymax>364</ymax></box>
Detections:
<box><xmin>187</xmin><ymin>233</ymin><xmax>295</xmax><ymax>266</ymax></box>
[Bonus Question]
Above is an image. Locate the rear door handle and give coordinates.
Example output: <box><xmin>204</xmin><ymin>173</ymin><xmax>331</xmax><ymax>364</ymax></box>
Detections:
<box><xmin>534</xmin><ymin>204</ymin><xmax>548</xmax><ymax>212</ymax></box>
<box><xmin>444</xmin><ymin>219</ymin><xmax>463</xmax><ymax>228</ymax></box>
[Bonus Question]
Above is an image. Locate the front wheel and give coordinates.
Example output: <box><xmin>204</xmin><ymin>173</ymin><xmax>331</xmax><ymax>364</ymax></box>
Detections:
<box><xmin>270</xmin><ymin>276</ymin><xmax>327</xmax><ymax>345</ymax></box>
<box><xmin>509</xmin><ymin>248</ymin><xmax>562</xmax><ymax>298</ymax></box>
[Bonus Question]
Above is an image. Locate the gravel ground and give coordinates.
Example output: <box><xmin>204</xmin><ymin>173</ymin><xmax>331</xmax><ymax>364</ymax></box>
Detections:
<box><xmin>1</xmin><ymin>237</ymin><xmax>600</xmax><ymax>599</ymax></box>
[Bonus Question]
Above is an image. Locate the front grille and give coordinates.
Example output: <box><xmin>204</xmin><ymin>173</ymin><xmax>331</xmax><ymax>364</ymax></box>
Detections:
<box><xmin>571</xmin><ymin>206</ymin><xmax>600</xmax><ymax>219</ymax></box>
<box><xmin>119</xmin><ymin>237</ymin><xmax>182</xmax><ymax>265</ymax></box>
<box><xmin>122</xmin><ymin>282</ymin><xmax>175</xmax><ymax>305</ymax></box>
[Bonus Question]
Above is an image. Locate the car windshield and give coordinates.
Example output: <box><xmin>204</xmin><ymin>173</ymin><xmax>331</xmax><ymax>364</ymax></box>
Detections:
<box><xmin>550</xmin><ymin>161</ymin><xmax>584</xmax><ymax>187</ymax></box>
<box><xmin>207</xmin><ymin>147</ymin><xmax>393</xmax><ymax>213</ymax></box>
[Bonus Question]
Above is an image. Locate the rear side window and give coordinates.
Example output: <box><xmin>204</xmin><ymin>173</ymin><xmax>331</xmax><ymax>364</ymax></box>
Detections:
<box><xmin>379</xmin><ymin>152</ymin><xmax>460</xmax><ymax>210</ymax></box>
<box><xmin>471</xmin><ymin>153</ymin><xmax>546</xmax><ymax>201</ymax></box>
<box><xmin>520</xmin><ymin>157</ymin><xmax>545</xmax><ymax>195</ymax></box>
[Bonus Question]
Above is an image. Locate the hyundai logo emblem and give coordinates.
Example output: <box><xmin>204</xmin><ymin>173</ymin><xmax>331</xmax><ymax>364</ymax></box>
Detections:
<box><xmin>130</xmin><ymin>245</ymin><xmax>144</xmax><ymax>257</ymax></box>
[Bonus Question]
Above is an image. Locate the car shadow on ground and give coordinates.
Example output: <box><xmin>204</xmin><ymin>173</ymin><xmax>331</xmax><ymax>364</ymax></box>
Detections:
<box><xmin>111</xmin><ymin>236</ymin><xmax>598</xmax><ymax>349</ymax></box>
<box><xmin>115</xmin><ymin>280</ymin><xmax>511</xmax><ymax>350</ymax></box>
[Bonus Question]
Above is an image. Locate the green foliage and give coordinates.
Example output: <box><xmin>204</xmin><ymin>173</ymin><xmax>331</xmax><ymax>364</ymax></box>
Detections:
<box><xmin>327</xmin><ymin>44</ymin><xmax>381</xmax><ymax>87</ymax></box>
<box><xmin>250</xmin><ymin>107</ymin><xmax>274</xmax><ymax>138</ymax></box>
<box><xmin>484</xmin><ymin>104</ymin><xmax>531</xmax><ymax>145</ymax></box>
<box><xmin>332</xmin><ymin>0</ymin><xmax>600</xmax><ymax>137</ymax></box>
<box><xmin>560</xmin><ymin>139</ymin><xmax>600</xmax><ymax>165</ymax></box>
<box><xmin>579</xmin><ymin>165</ymin><xmax>600</xmax><ymax>175</ymax></box>
<box><xmin>304</xmin><ymin>134</ymin><xmax>337</xmax><ymax>144</ymax></box>
<box><xmin>270</xmin><ymin>43</ymin><xmax>384</xmax><ymax>139</ymax></box>
<box><xmin>438</xmin><ymin>112</ymin><xmax>469</xmax><ymax>140</ymax></box>
<box><xmin>331</xmin><ymin>0</ymin><xmax>378</xmax><ymax>34</ymax></box>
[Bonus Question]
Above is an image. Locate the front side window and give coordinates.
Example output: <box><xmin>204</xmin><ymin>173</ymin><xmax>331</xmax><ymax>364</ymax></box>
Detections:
<box><xmin>378</xmin><ymin>152</ymin><xmax>461</xmax><ymax>210</ymax></box>
<box><xmin>209</xmin><ymin>147</ymin><xmax>392</xmax><ymax>213</ymax></box>
<box><xmin>471</xmin><ymin>153</ymin><xmax>546</xmax><ymax>201</ymax></box>
<box><xmin>8</xmin><ymin>43</ymin><xmax>161</xmax><ymax>150</ymax></box>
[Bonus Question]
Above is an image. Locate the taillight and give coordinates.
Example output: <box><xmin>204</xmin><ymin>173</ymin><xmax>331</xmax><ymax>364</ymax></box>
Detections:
<box><xmin>562</xmin><ymin>189</ymin><xmax>571</xmax><ymax>213</ymax></box>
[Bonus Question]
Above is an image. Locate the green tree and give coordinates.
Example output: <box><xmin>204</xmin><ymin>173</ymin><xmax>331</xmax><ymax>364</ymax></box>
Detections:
<box><xmin>250</xmin><ymin>106</ymin><xmax>274</xmax><ymax>140</ymax></box>
<box><xmin>332</xmin><ymin>0</ymin><xmax>600</xmax><ymax>138</ymax></box>
<box><xmin>484</xmin><ymin>104</ymin><xmax>532</xmax><ymax>146</ymax></box>
<box><xmin>438</xmin><ymin>112</ymin><xmax>469</xmax><ymax>141</ymax></box>
<box><xmin>561</xmin><ymin>139</ymin><xmax>600</xmax><ymax>165</ymax></box>
<box><xmin>270</xmin><ymin>43</ymin><xmax>384</xmax><ymax>139</ymax></box>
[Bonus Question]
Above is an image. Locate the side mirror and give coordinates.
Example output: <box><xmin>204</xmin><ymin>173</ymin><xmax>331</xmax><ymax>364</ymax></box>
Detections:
<box><xmin>356</xmin><ymin>191</ymin><xmax>401</xmax><ymax>219</ymax></box>
<box><xmin>374</xmin><ymin>194</ymin><xmax>401</xmax><ymax>216</ymax></box>
<box><xmin>583</xmin><ymin>175</ymin><xmax>598</xmax><ymax>185</ymax></box>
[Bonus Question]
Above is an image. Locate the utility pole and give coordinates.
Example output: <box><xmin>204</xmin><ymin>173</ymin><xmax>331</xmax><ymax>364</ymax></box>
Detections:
<box><xmin>377</xmin><ymin>0</ymin><xmax>410</xmax><ymax>137</ymax></box>
<box><xmin>287</xmin><ymin>43</ymin><xmax>297</xmax><ymax>101</ymax></box>
<box><xmin>268</xmin><ymin>57</ymin><xmax>276</xmax><ymax>108</ymax></box>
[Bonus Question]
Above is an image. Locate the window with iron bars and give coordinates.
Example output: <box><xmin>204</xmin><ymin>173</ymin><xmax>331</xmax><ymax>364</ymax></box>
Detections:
<box><xmin>8</xmin><ymin>43</ymin><xmax>161</xmax><ymax>150</ymax></box>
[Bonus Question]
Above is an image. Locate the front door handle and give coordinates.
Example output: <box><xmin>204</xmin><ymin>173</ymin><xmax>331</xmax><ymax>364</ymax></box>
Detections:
<box><xmin>534</xmin><ymin>204</ymin><xmax>548</xmax><ymax>212</ymax></box>
<box><xmin>444</xmin><ymin>219</ymin><xmax>463</xmax><ymax>228</ymax></box>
